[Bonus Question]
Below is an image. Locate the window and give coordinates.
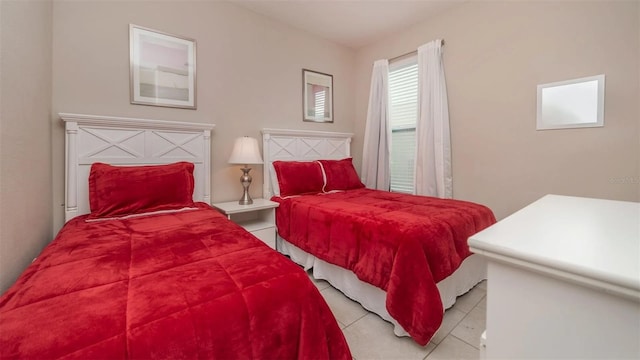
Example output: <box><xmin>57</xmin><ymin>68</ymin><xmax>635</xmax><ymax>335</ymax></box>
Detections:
<box><xmin>388</xmin><ymin>56</ymin><xmax>418</xmax><ymax>193</ymax></box>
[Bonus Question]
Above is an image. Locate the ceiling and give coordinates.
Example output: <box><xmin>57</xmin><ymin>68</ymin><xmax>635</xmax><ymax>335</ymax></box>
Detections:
<box><xmin>232</xmin><ymin>1</ymin><xmax>463</xmax><ymax>49</ymax></box>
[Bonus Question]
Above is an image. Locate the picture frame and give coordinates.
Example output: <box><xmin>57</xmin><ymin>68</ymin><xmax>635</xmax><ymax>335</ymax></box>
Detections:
<box><xmin>130</xmin><ymin>24</ymin><xmax>196</xmax><ymax>109</ymax></box>
<box><xmin>303</xmin><ymin>69</ymin><xmax>333</xmax><ymax>123</ymax></box>
<box><xmin>536</xmin><ymin>74</ymin><xmax>605</xmax><ymax>130</ymax></box>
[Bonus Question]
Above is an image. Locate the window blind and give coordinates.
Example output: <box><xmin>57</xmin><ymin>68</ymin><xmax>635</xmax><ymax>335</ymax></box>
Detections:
<box><xmin>314</xmin><ymin>91</ymin><xmax>325</xmax><ymax>119</ymax></box>
<box><xmin>388</xmin><ymin>57</ymin><xmax>418</xmax><ymax>194</ymax></box>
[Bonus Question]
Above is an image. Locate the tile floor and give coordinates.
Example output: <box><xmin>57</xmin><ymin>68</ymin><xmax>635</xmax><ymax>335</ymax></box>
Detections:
<box><xmin>308</xmin><ymin>271</ymin><xmax>487</xmax><ymax>360</ymax></box>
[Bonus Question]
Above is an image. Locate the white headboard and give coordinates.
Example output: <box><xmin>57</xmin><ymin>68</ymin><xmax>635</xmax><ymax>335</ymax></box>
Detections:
<box><xmin>61</xmin><ymin>113</ymin><xmax>215</xmax><ymax>222</ymax></box>
<box><xmin>261</xmin><ymin>128</ymin><xmax>354</xmax><ymax>198</ymax></box>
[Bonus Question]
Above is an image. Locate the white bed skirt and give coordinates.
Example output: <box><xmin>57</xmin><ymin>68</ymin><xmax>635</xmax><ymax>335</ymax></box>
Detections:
<box><xmin>277</xmin><ymin>235</ymin><xmax>486</xmax><ymax>338</ymax></box>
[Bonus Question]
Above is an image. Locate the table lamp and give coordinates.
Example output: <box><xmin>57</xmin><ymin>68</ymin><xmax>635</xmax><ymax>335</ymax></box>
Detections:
<box><xmin>228</xmin><ymin>136</ymin><xmax>263</xmax><ymax>205</ymax></box>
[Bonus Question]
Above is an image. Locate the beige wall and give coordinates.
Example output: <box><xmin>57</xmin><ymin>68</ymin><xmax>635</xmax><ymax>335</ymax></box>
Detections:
<box><xmin>354</xmin><ymin>1</ymin><xmax>640</xmax><ymax>220</ymax></box>
<box><xmin>0</xmin><ymin>0</ymin><xmax>53</xmax><ymax>292</ymax></box>
<box><xmin>3</xmin><ymin>0</ymin><xmax>638</xmax><ymax>292</ymax></box>
<box><xmin>52</xmin><ymin>1</ymin><xmax>356</xmax><ymax>233</ymax></box>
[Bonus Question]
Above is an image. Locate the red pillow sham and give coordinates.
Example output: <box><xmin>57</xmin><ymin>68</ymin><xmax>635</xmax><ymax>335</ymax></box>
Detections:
<box><xmin>88</xmin><ymin>161</ymin><xmax>195</xmax><ymax>219</ymax></box>
<box><xmin>272</xmin><ymin>160</ymin><xmax>324</xmax><ymax>197</ymax></box>
<box><xmin>319</xmin><ymin>158</ymin><xmax>365</xmax><ymax>192</ymax></box>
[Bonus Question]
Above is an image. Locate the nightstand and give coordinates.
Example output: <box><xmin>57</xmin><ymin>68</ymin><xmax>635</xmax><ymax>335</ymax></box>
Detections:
<box><xmin>212</xmin><ymin>199</ymin><xmax>279</xmax><ymax>250</ymax></box>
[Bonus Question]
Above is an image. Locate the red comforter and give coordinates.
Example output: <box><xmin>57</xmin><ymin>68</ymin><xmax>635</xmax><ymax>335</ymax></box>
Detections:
<box><xmin>273</xmin><ymin>189</ymin><xmax>496</xmax><ymax>345</ymax></box>
<box><xmin>0</xmin><ymin>204</ymin><xmax>350</xmax><ymax>359</ymax></box>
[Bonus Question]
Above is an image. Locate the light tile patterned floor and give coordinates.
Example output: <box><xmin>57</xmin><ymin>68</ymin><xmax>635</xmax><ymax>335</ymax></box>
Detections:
<box><xmin>308</xmin><ymin>271</ymin><xmax>486</xmax><ymax>360</ymax></box>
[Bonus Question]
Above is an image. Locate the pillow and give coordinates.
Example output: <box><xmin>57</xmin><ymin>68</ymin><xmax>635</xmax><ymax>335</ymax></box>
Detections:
<box><xmin>272</xmin><ymin>160</ymin><xmax>324</xmax><ymax>197</ymax></box>
<box><xmin>88</xmin><ymin>161</ymin><xmax>195</xmax><ymax>219</ymax></box>
<box><xmin>319</xmin><ymin>158</ymin><xmax>365</xmax><ymax>192</ymax></box>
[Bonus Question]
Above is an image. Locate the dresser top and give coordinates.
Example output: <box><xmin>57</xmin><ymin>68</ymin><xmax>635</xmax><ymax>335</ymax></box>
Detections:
<box><xmin>469</xmin><ymin>194</ymin><xmax>640</xmax><ymax>299</ymax></box>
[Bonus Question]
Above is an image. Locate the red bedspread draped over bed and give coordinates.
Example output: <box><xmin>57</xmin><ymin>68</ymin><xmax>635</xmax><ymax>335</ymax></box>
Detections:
<box><xmin>273</xmin><ymin>189</ymin><xmax>496</xmax><ymax>346</ymax></box>
<box><xmin>0</xmin><ymin>204</ymin><xmax>350</xmax><ymax>359</ymax></box>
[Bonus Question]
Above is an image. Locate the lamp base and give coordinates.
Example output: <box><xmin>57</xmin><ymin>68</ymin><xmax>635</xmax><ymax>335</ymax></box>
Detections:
<box><xmin>238</xmin><ymin>166</ymin><xmax>253</xmax><ymax>205</ymax></box>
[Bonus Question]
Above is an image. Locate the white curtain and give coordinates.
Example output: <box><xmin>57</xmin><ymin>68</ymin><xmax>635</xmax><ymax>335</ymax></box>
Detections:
<box><xmin>362</xmin><ymin>59</ymin><xmax>391</xmax><ymax>190</ymax></box>
<box><xmin>415</xmin><ymin>40</ymin><xmax>452</xmax><ymax>198</ymax></box>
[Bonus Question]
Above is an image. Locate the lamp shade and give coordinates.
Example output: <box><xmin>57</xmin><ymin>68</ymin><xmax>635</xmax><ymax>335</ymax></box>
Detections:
<box><xmin>228</xmin><ymin>136</ymin><xmax>263</xmax><ymax>165</ymax></box>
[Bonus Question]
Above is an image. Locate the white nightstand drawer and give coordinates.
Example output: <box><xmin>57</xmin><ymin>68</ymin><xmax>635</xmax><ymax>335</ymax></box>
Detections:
<box><xmin>251</xmin><ymin>227</ymin><xmax>276</xmax><ymax>250</ymax></box>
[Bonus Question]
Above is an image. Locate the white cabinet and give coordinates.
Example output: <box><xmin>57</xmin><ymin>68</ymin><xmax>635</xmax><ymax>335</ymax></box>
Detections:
<box><xmin>212</xmin><ymin>199</ymin><xmax>279</xmax><ymax>250</ymax></box>
<box><xmin>469</xmin><ymin>195</ymin><xmax>640</xmax><ymax>359</ymax></box>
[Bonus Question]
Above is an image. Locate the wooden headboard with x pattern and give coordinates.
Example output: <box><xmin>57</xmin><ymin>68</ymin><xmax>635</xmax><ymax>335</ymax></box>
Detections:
<box><xmin>261</xmin><ymin>128</ymin><xmax>354</xmax><ymax>198</ymax></box>
<box><xmin>61</xmin><ymin>113</ymin><xmax>215</xmax><ymax>222</ymax></box>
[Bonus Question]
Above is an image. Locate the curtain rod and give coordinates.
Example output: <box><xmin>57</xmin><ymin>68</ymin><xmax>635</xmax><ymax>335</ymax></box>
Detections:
<box><xmin>389</xmin><ymin>39</ymin><xmax>445</xmax><ymax>62</ymax></box>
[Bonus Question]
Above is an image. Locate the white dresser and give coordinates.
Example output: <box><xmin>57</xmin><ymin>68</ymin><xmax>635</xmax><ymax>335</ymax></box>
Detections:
<box><xmin>469</xmin><ymin>195</ymin><xmax>640</xmax><ymax>359</ymax></box>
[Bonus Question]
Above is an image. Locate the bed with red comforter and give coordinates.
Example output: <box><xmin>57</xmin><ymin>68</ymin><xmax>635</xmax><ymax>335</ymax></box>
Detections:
<box><xmin>0</xmin><ymin>203</ymin><xmax>350</xmax><ymax>359</ymax></box>
<box><xmin>272</xmin><ymin>185</ymin><xmax>495</xmax><ymax>346</ymax></box>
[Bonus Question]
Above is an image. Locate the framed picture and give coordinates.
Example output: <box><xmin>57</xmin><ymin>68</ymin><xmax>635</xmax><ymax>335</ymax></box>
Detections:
<box><xmin>129</xmin><ymin>24</ymin><xmax>196</xmax><ymax>109</ymax></box>
<box><xmin>536</xmin><ymin>74</ymin><xmax>604</xmax><ymax>130</ymax></box>
<box><xmin>303</xmin><ymin>69</ymin><xmax>333</xmax><ymax>123</ymax></box>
